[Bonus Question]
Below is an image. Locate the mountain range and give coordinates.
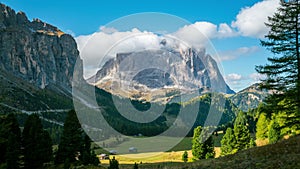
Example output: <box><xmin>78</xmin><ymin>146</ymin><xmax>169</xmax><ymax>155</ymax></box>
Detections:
<box><xmin>0</xmin><ymin>3</ymin><xmax>269</xmax><ymax>132</ymax></box>
<box><xmin>88</xmin><ymin>46</ymin><xmax>235</xmax><ymax>102</ymax></box>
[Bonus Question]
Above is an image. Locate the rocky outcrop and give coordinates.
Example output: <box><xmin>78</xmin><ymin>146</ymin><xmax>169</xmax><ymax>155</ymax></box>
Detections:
<box><xmin>0</xmin><ymin>3</ymin><xmax>82</xmax><ymax>91</ymax></box>
<box><xmin>229</xmin><ymin>83</ymin><xmax>273</xmax><ymax>111</ymax></box>
<box><xmin>89</xmin><ymin>47</ymin><xmax>234</xmax><ymax>101</ymax></box>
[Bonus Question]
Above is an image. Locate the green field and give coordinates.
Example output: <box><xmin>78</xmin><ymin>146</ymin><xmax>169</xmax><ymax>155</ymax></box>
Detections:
<box><xmin>96</xmin><ymin>136</ymin><xmax>192</xmax><ymax>155</ymax></box>
<box><xmin>93</xmin><ymin>135</ymin><xmax>223</xmax><ymax>165</ymax></box>
<box><xmin>95</xmin><ymin>134</ymin><xmax>223</xmax><ymax>153</ymax></box>
<box><xmin>98</xmin><ymin>136</ymin><xmax>300</xmax><ymax>169</ymax></box>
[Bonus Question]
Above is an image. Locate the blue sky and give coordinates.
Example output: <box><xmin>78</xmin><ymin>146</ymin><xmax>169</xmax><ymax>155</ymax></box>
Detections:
<box><xmin>1</xmin><ymin>0</ymin><xmax>280</xmax><ymax>92</ymax></box>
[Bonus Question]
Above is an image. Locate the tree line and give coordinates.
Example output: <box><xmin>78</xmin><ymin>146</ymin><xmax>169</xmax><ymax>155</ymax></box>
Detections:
<box><xmin>0</xmin><ymin>110</ymin><xmax>99</xmax><ymax>169</ymax></box>
<box><xmin>192</xmin><ymin>0</ymin><xmax>300</xmax><ymax>159</ymax></box>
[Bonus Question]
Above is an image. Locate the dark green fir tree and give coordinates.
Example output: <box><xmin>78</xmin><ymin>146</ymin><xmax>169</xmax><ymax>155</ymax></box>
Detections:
<box><xmin>220</xmin><ymin>127</ymin><xmax>236</xmax><ymax>156</ymax></box>
<box><xmin>256</xmin><ymin>0</ymin><xmax>300</xmax><ymax>129</ymax></box>
<box><xmin>23</xmin><ymin>114</ymin><xmax>53</xmax><ymax>169</ymax></box>
<box><xmin>55</xmin><ymin>110</ymin><xmax>83</xmax><ymax>164</ymax></box>
<box><xmin>192</xmin><ymin>126</ymin><xmax>215</xmax><ymax>160</ymax></box>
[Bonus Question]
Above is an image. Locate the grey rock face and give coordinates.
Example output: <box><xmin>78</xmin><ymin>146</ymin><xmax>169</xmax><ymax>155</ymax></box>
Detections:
<box><xmin>133</xmin><ymin>68</ymin><xmax>174</xmax><ymax>88</ymax></box>
<box><xmin>230</xmin><ymin>83</ymin><xmax>273</xmax><ymax>111</ymax></box>
<box><xmin>0</xmin><ymin>3</ymin><xmax>83</xmax><ymax>90</ymax></box>
<box><xmin>89</xmin><ymin>47</ymin><xmax>235</xmax><ymax>100</ymax></box>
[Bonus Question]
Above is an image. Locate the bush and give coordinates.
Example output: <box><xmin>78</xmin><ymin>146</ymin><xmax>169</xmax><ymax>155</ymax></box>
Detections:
<box><xmin>182</xmin><ymin>151</ymin><xmax>188</xmax><ymax>162</ymax></box>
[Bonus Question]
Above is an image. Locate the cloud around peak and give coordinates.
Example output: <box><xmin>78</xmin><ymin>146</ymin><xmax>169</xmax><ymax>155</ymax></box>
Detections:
<box><xmin>75</xmin><ymin>0</ymin><xmax>280</xmax><ymax>80</ymax></box>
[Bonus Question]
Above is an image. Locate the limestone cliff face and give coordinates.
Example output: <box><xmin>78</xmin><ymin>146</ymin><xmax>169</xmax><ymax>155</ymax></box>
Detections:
<box><xmin>0</xmin><ymin>3</ymin><xmax>82</xmax><ymax>91</ymax></box>
<box><xmin>88</xmin><ymin>47</ymin><xmax>234</xmax><ymax>102</ymax></box>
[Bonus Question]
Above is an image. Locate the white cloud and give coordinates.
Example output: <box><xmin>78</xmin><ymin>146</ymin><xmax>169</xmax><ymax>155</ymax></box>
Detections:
<box><xmin>224</xmin><ymin>73</ymin><xmax>246</xmax><ymax>92</ymax></box>
<box><xmin>232</xmin><ymin>0</ymin><xmax>280</xmax><ymax>38</ymax></box>
<box><xmin>219</xmin><ymin>46</ymin><xmax>260</xmax><ymax>61</ymax></box>
<box><xmin>172</xmin><ymin>22</ymin><xmax>237</xmax><ymax>48</ymax></box>
<box><xmin>171</xmin><ymin>22</ymin><xmax>215</xmax><ymax>49</ymax></box>
<box><xmin>76</xmin><ymin>0</ymin><xmax>280</xmax><ymax>79</ymax></box>
<box><xmin>225</xmin><ymin>73</ymin><xmax>243</xmax><ymax>81</ymax></box>
<box><xmin>225</xmin><ymin>72</ymin><xmax>267</xmax><ymax>92</ymax></box>
<box><xmin>76</xmin><ymin>22</ymin><xmax>237</xmax><ymax>79</ymax></box>
<box><xmin>76</xmin><ymin>28</ymin><xmax>165</xmax><ymax>78</ymax></box>
<box><xmin>218</xmin><ymin>23</ymin><xmax>238</xmax><ymax>38</ymax></box>
<box><xmin>99</xmin><ymin>26</ymin><xmax>118</xmax><ymax>34</ymax></box>
<box><xmin>249</xmin><ymin>73</ymin><xmax>266</xmax><ymax>82</ymax></box>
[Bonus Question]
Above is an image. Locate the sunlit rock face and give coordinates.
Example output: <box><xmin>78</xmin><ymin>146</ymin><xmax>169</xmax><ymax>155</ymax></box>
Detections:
<box><xmin>89</xmin><ymin>47</ymin><xmax>234</xmax><ymax>102</ymax></box>
<box><xmin>0</xmin><ymin>3</ymin><xmax>83</xmax><ymax>90</ymax></box>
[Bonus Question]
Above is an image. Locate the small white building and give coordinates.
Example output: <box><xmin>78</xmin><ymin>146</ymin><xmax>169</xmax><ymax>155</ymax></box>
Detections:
<box><xmin>99</xmin><ymin>154</ymin><xmax>109</xmax><ymax>160</ymax></box>
<box><xmin>129</xmin><ymin>147</ymin><xmax>137</xmax><ymax>153</ymax></box>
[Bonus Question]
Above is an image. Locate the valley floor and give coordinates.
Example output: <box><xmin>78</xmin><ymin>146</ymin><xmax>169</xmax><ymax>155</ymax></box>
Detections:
<box><xmin>80</xmin><ymin>135</ymin><xmax>300</xmax><ymax>169</ymax></box>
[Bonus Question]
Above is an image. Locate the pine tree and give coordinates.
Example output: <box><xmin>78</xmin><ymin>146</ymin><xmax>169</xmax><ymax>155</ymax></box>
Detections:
<box><xmin>182</xmin><ymin>151</ymin><xmax>188</xmax><ymax>162</ymax></box>
<box><xmin>256</xmin><ymin>0</ymin><xmax>300</xmax><ymax>128</ymax></box>
<box><xmin>256</xmin><ymin>113</ymin><xmax>270</xmax><ymax>140</ymax></box>
<box><xmin>108</xmin><ymin>156</ymin><xmax>119</xmax><ymax>169</ymax></box>
<box><xmin>268</xmin><ymin>120</ymin><xmax>281</xmax><ymax>144</ymax></box>
<box><xmin>90</xmin><ymin>150</ymin><xmax>100</xmax><ymax>166</ymax></box>
<box><xmin>55</xmin><ymin>110</ymin><xmax>100</xmax><ymax>166</ymax></box>
<box><xmin>204</xmin><ymin>136</ymin><xmax>215</xmax><ymax>159</ymax></box>
<box><xmin>55</xmin><ymin>110</ymin><xmax>83</xmax><ymax>164</ymax></box>
<box><xmin>0</xmin><ymin>114</ymin><xmax>21</xmax><ymax>165</ymax></box>
<box><xmin>233</xmin><ymin>112</ymin><xmax>252</xmax><ymax>151</ymax></box>
<box><xmin>220</xmin><ymin>128</ymin><xmax>237</xmax><ymax>156</ymax></box>
<box><xmin>192</xmin><ymin>126</ymin><xmax>204</xmax><ymax>160</ymax></box>
<box><xmin>81</xmin><ymin>134</ymin><xmax>99</xmax><ymax>166</ymax></box>
<box><xmin>192</xmin><ymin>126</ymin><xmax>215</xmax><ymax>160</ymax></box>
<box><xmin>6</xmin><ymin>133</ymin><xmax>21</xmax><ymax>169</ymax></box>
<box><xmin>39</xmin><ymin>130</ymin><xmax>53</xmax><ymax>164</ymax></box>
<box><xmin>23</xmin><ymin>114</ymin><xmax>53</xmax><ymax>169</ymax></box>
<box><xmin>133</xmin><ymin>162</ymin><xmax>138</xmax><ymax>169</ymax></box>
<box><xmin>234</xmin><ymin>111</ymin><xmax>248</xmax><ymax>126</ymax></box>
<box><xmin>82</xmin><ymin>134</ymin><xmax>92</xmax><ymax>165</ymax></box>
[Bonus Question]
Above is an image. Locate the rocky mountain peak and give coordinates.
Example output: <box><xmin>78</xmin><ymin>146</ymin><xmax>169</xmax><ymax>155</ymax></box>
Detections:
<box><xmin>89</xmin><ymin>47</ymin><xmax>234</xmax><ymax>102</ymax></box>
<box><xmin>229</xmin><ymin>83</ymin><xmax>274</xmax><ymax>111</ymax></box>
<box><xmin>0</xmin><ymin>3</ymin><xmax>83</xmax><ymax>91</ymax></box>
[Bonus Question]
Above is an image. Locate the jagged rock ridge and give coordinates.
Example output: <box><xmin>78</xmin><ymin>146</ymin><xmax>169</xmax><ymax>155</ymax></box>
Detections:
<box><xmin>229</xmin><ymin>83</ymin><xmax>273</xmax><ymax>111</ymax></box>
<box><xmin>0</xmin><ymin>3</ymin><xmax>83</xmax><ymax>91</ymax></box>
<box><xmin>89</xmin><ymin>47</ymin><xmax>235</xmax><ymax>102</ymax></box>
<box><xmin>0</xmin><ymin>3</ymin><xmax>84</xmax><ymax>112</ymax></box>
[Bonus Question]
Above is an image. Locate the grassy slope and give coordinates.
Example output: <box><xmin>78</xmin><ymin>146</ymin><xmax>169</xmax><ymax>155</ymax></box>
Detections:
<box><xmin>0</xmin><ymin>70</ymin><xmax>73</xmax><ymax>112</ymax></box>
<box><xmin>116</xmin><ymin>135</ymin><xmax>300</xmax><ymax>169</ymax></box>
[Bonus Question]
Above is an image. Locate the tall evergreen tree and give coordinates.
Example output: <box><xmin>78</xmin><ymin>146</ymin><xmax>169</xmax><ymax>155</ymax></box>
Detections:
<box><xmin>192</xmin><ymin>126</ymin><xmax>215</xmax><ymax>160</ymax></box>
<box><xmin>55</xmin><ymin>110</ymin><xmax>83</xmax><ymax>164</ymax></box>
<box><xmin>108</xmin><ymin>156</ymin><xmax>119</xmax><ymax>169</ymax></box>
<box><xmin>82</xmin><ymin>134</ymin><xmax>92</xmax><ymax>165</ymax></box>
<box><xmin>256</xmin><ymin>113</ymin><xmax>270</xmax><ymax>140</ymax></box>
<box><xmin>81</xmin><ymin>134</ymin><xmax>99</xmax><ymax>166</ymax></box>
<box><xmin>6</xmin><ymin>133</ymin><xmax>21</xmax><ymax>169</ymax></box>
<box><xmin>23</xmin><ymin>114</ymin><xmax>53</xmax><ymax>169</ymax></box>
<box><xmin>256</xmin><ymin>0</ymin><xmax>300</xmax><ymax>128</ymax></box>
<box><xmin>0</xmin><ymin>114</ymin><xmax>21</xmax><ymax>165</ymax></box>
<box><xmin>234</xmin><ymin>111</ymin><xmax>248</xmax><ymax>126</ymax></box>
<box><xmin>39</xmin><ymin>130</ymin><xmax>53</xmax><ymax>164</ymax></box>
<box><xmin>4</xmin><ymin>114</ymin><xmax>21</xmax><ymax>169</ymax></box>
<box><xmin>233</xmin><ymin>112</ymin><xmax>252</xmax><ymax>151</ymax></box>
<box><xmin>55</xmin><ymin>110</ymin><xmax>99</xmax><ymax>166</ymax></box>
<box><xmin>220</xmin><ymin>127</ymin><xmax>237</xmax><ymax>156</ymax></box>
<box><xmin>268</xmin><ymin>119</ymin><xmax>281</xmax><ymax>144</ymax></box>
